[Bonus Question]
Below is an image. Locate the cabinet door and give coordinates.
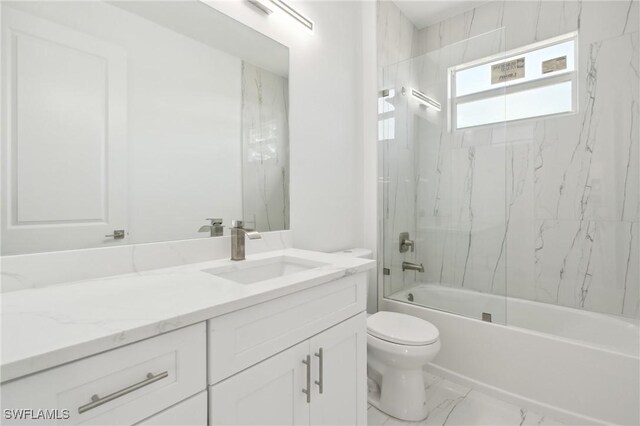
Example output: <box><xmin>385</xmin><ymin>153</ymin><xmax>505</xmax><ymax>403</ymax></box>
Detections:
<box><xmin>136</xmin><ymin>392</ymin><xmax>207</xmax><ymax>425</ymax></box>
<box><xmin>309</xmin><ymin>313</ymin><xmax>367</xmax><ymax>426</ymax></box>
<box><xmin>209</xmin><ymin>341</ymin><xmax>310</xmax><ymax>426</ymax></box>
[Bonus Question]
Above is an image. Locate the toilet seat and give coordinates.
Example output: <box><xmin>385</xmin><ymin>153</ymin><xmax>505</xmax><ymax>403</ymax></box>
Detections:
<box><xmin>367</xmin><ymin>311</ymin><xmax>439</xmax><ymax>346</ymax></box>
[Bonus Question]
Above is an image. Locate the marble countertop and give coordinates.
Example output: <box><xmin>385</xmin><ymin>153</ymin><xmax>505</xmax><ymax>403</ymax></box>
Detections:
<box><xmin>0</xmin><ymin>248</ymin><xmax>375</xmax><ymax>383</ymax></box>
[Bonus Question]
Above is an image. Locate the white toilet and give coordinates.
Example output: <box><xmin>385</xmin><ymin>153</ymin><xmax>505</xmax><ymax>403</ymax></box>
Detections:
<box><xmin>367</xmin><ymin>311</ymin><xmax>441</xmax><ymax>421</ymax></box>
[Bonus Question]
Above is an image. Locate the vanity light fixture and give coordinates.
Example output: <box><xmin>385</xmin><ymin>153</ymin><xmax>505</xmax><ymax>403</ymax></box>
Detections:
<box><xmin>247</xmin><ymin>0</ymin><xmax>313</xmax><ymax>32</ymax></box>
<box><xmin>269</xmin><ymin>0</ymin><xmax>313</xmax><ymax>32</ymax></box>
<box><xmin>247</xmin><ymin>0</ymin><xmax>274</xmax><ymax>15</ymax></box>
<box><xmin>411</xmin><ymin>88</ymin><xmax>441</xmax><ymax>111</ymax></box>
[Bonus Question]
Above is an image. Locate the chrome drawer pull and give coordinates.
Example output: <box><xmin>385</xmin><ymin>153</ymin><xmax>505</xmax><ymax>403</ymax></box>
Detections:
<box><xmin>302</xmin><ymin>355</ymin><xmax>311</xmax><ymax>403</ymax></box>
<box><xmin>78</xmin><ymin>371</ymin><xmax>169</xmax><ymax>414</ymax></box>
<box><xmin>314</xmin><ymin>348</ymin><xmax>323</xmax><ymax>394</ymax></box>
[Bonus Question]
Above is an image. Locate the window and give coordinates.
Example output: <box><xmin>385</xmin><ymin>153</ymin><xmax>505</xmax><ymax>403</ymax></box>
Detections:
<box><xmin>450</xmin><ymin>33</ymin><xmax>577</xmax><ymax>130</ymax></box>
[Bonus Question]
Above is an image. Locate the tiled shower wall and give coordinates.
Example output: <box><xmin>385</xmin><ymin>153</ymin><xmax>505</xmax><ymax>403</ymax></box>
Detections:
<box><xmin>379</xmin><ymin>0</ymin><xmax>640</xmax><ymax>318</ymax></box>
<box><xmin>241</xmin><ymin>62</ymin><xmax>290</xmax><ymax>232</ymax></box>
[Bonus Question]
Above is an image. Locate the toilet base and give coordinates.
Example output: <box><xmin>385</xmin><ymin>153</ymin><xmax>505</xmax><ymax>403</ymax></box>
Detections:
<box><xmin>367</xmin><ymin>367</ymin><xmax>428</xmax><ymax>422</ymax></box>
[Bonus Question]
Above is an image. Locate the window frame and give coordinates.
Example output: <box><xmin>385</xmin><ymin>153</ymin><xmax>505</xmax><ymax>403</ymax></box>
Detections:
<box><xmin>448</xmin><ymin>31</ymin><xmax>579</xmax><ymax>132</ymax></box>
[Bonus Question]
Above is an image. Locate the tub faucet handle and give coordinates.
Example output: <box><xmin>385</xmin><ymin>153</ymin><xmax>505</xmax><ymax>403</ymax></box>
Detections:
<box><xmin>399</xmin><ymin>232</ymin><xmax>414</xmax><ymax>253</ymax></box>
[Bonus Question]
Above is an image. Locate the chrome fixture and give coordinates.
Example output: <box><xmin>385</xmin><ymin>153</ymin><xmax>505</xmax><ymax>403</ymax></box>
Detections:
<box><xmin>399</xmin><ymin>232</ymin><xmax>414</xmax><ymax>253</ymax></box>
<box><xmin>199</xmin><ymin>218</ymin><xmax>224</xmax><ymax>237</ymax></box>
<box><xmin>247</xmin><ymin>0</ymin><xmax>274</xmax><ymax>15</ymax></box>
<box><xmin>402</xmin><ymin>261</ymin><xmax>424</xmax><ymax>273</ymax></box>
<box><xmin>410</xmin><ymin>88</ymin><xmax>441</xmax><ymax>111</ymax></box>
<box><xmin>302</xmin><ymin>355</ymin><xmax>311</xmax><ymax>403</ymax></box>
<box><xmin>230</xmin><ymin>220</ymin><xmax>261</xmax><ymax>261</ymax></box>
<box><xmin>246</xmin><ymin>0</ymin><xmax>313</xmax><ymax>32</ymax></box>
<box><xmin>270</xmin><ymin>0</ymin><xmax>313</xmax><ymax>31</ymax></box>
<box><xmin>314</xmin><ymin>347</ymin><xmax>324</xmax><ymax>394</ymax></box>
<box><xmin>105</xmin><ymin>230</ymin><xmax>125</xmax><ymax>239</ymax></box>
<box><xmin>482</xmin><ymin>312</ymin><xmax>492</xmax><ymax>323</ymax></box>
<box><xmin>78</xmin><ymin>371</ymin><xmax>168</xmax><ymax>414</ymax></box>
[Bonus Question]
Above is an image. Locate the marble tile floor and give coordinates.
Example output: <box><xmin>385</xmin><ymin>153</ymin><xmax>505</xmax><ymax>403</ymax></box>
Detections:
<box><xmin>367</xmin><ymin>373</ymin><xmax>564</xmax><ymax>426</ymax></box>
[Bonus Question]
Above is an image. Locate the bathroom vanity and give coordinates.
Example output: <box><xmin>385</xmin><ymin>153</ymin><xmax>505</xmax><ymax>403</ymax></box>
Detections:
<box><xmin>0</xmin><ymin>248</ymin><xmax>374</xmax><ymax>425</ymax></box>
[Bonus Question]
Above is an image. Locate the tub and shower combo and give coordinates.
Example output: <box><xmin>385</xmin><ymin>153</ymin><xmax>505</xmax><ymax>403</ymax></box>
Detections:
<box><xmin>377</xmin><ymin>12</ymin><xmax>639</xmax><ymax>425</ymax></box>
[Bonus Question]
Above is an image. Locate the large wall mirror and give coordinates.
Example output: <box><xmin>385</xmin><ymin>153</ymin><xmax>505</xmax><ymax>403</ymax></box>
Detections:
<box><xmin>1</xmin><ymin>1</ymin><xmax>289</xmax><ymax>255</ymax></box>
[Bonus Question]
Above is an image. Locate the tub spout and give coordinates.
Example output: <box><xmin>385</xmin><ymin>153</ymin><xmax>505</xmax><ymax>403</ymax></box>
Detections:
<box><xmin>402</xmin><ymin>261</ymin><xmax>424</xmax><ymax>272</ymax></box>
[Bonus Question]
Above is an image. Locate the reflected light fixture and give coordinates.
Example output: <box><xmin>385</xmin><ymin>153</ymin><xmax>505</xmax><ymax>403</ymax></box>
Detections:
<box><xmin>247</xmin><ymin>0</ymin><xmax>274</xmax><ymax>15</ymax></box>
<box><xmin>411</xmin><ymin>88</ymin><xmax>441</xmax><ymax>111</ymax></box>
<box><xmin>247</xmin><ymin>0</ymin><xmax>314</xmax><ymax>32</ymax></box>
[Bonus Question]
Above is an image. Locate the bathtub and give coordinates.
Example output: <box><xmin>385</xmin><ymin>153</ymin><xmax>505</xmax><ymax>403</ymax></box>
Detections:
<box><xmin>381</xmin><ymin>283</ymin><xmax>640</xmax><ymax>425</ymax></box>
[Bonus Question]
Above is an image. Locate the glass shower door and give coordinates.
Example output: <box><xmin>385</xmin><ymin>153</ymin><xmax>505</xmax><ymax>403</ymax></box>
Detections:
<box><xmin>380</xmin><ymin>28</ymin><xmax>508</xmax><ymax>324</ymax></box>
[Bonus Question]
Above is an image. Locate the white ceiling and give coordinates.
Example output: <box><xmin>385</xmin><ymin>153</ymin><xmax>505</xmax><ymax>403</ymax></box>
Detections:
<box><xmin>393</xmin><ymin>1</ymin><xmax>489</xmax><ymax>29</ymax></box>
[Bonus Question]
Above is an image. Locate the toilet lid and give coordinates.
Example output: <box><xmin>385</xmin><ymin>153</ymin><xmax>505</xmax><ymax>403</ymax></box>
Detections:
<box><xmin>367</xmin><ymin>311</ymin><xmax>439</xmax><ymax>346</ymax></box>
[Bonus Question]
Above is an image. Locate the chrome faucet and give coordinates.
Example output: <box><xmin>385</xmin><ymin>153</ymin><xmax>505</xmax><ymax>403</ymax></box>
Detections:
<box><xmin>402</xmin><ymin>261</ymin><xmax>424</xmax><ymax>272</ymax></box>
<box><xmin>230</xmin><ymin>220</ymin><xmax>261</xmax><ymax>261</ymax></box>
<box><xmin>199</xmin><ymin>218</ymin><xmax>224</xmax><ymax>237</ymax></box>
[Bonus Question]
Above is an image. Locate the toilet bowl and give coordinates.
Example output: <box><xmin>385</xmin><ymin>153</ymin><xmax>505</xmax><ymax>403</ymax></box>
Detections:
<box><xmin>367</xmin><ymin>311</ymin><xmax>441</xmax><ymax>421</ymax></box>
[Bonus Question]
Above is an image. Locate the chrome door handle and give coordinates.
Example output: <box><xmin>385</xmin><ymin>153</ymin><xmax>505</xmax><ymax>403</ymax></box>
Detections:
<box><xmin>302</xmin><ymin>355</ymin><xmax>311</xmax><ymax>403</ymax></box>
<box><xmin>105</xmin><ymin>230</ymin><xmax>125</xmax><ymax>239</ymax></box>
<box><xmin>314</xmin><ymin>348</ymin><xmax>323</xmax><ymax>394</ymax></box>
<box><xmin>78</xmin><ymin>371</ymin><xmax>168</xmax><ymax>414</ymax></box>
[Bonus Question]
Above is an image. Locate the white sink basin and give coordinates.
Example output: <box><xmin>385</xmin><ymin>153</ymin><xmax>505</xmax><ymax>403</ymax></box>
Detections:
<box><xmin>202</xmin><ymin>256</ymin><xmax>329</xmax><ymax>285</ymax></box>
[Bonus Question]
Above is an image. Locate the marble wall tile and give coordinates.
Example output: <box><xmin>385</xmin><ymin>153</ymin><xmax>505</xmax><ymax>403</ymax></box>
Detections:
<box><xmin>382</xmin><ymin>0</ymin><xmax>639</xmax><ymax>318</ymax></box>
<box><xmin>534</xmin><ymin>220</ymin><xmax>638</xmax><ymax>317</ymax></box>
<box><xmin>504</xmin><ymin>131</ymin><xmax>537</xmax><ymax>302</ymax></box>
<box><xmin>241</xmin><ymin>62</ymin><xmax>289</xmax><ymax>232</ymax></box>
<box><xmin>377</xmin><ymin>0</ymin><xmax>418</xmax><ymax>70</ymax></box>
<box><xmin>536</xmin><ymin>32</ymin><xmax>639</xmax><ymax>223</ymax></box>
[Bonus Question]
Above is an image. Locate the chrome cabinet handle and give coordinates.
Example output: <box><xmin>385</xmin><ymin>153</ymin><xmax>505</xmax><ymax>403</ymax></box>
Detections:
<box><xmin>314</xmin><ymin>348</ymin><xmax>324</xmax><ymax>394</ymax></box>
<box><xmin>302</xmin><ymin>355</ymin><xmax>311</xmax><ymax>403</ymax></box>
<box><xmin>78</xmin><ymin>371</ymin><xmax>168</xmax><ymax>414</ymax></box>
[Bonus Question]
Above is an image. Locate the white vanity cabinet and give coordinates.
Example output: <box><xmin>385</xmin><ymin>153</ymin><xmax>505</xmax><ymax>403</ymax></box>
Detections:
<box><xmin>207</xmin><ymin>273</ymin><xmax>368</xmax><ymax>426</ymax></box>
<box><xmin>0</xmin><ymin>268</ymin><xmax>370</xmax><ymax>426</ymax></box>
<box><xmin>209</xmin><ymin>313</ymin><xmax>366</xmax><ymax>426</ymax></box>
<box><xmin>0</xmin><ymin>324</ymin><xmax>206</xmax><ymax>425</ymax></box>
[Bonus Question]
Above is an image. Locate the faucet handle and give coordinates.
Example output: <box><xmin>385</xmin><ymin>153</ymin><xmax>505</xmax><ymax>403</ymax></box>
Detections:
<box><xmin>206</xmin><ymin>218</ymin><xmax>223</xmax><ymax>225</ymax></box>
<box><xmin>231</xmin><ymin>219</ymin><xmax>244</xmax><ymax>228</ymax></box>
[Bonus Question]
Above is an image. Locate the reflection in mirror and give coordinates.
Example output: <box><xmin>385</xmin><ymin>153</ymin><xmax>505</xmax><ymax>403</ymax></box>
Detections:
<box><xmin>0</xmin><ymin>1</ymin><xmax>289</xmax><ymax>255</ymax></box>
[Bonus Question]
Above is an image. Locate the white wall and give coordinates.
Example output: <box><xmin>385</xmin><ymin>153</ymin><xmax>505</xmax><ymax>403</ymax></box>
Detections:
<box><xmin>1</xmin><ymin>0</ymin><xmax>371</xmax><ymax>262</ymax></box>
<box><xmin>207</xmin><ymin>1</ymin><xmax>366</xmax><ymax>252</ymax></box>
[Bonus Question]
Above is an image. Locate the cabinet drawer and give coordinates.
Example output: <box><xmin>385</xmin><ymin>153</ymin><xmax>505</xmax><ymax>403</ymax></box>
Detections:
<box><xmin>1</xmin><ymin>323</ymin><xmax>206</xmax><ymax>425</ymax></box>
<box><xmin>136</xmin><ymin>391</ymin><xmax>207</xmax><ymax>425</ymax></box>
<box><xmin>208</xmin><ymin>273</ymin><xmax>366</xmax><ymax>384</ymax></box>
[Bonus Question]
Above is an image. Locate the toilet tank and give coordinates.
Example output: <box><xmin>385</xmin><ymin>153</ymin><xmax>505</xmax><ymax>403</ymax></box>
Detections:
<box><xmin>331</xmin><ymin>248</ymin><xmax>376</xmax><ymax>313</ymax></box>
